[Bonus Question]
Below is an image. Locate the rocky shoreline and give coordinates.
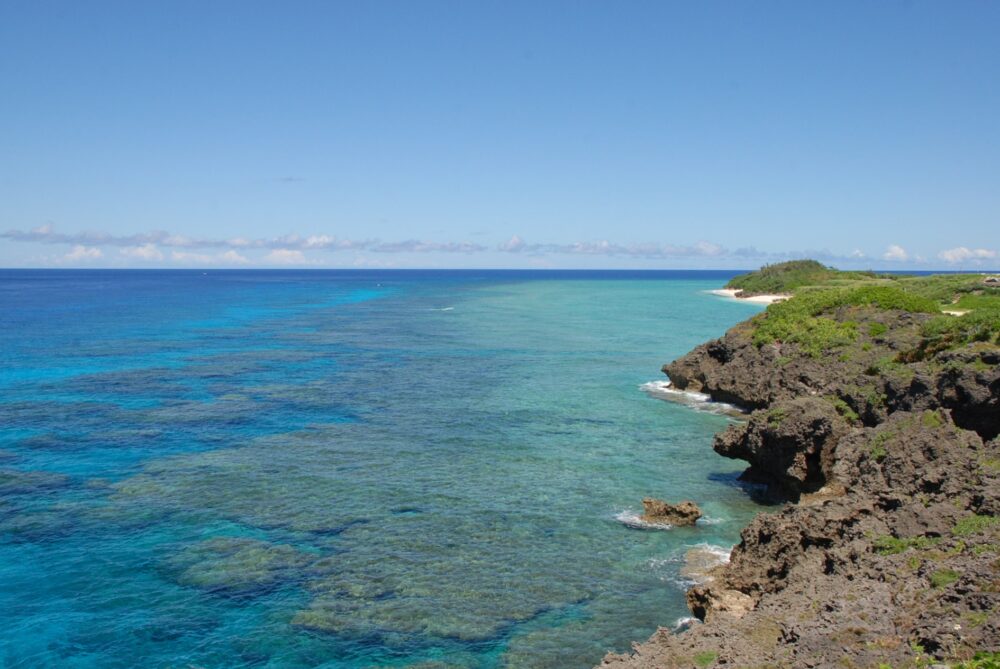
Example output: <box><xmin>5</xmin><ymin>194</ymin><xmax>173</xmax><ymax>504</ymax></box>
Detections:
<box><xmin>600</xmin><ymin>294</ymin><xmax>999</xmax><ymax>667</ymax></box>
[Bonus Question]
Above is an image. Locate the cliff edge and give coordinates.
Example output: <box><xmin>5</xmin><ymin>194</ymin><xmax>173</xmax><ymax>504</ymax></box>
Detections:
<box><xmin>601</xmin><ymin>264</ymin><xmax>1000</xmax><ymax>669</ymax></box>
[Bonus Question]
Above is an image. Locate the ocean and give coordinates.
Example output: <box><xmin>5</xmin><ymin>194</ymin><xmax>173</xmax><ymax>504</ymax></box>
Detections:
<box><xmin>0</xmin><ymin>270</ymin><xmax>766</xmax><ymax>669</ymax></box>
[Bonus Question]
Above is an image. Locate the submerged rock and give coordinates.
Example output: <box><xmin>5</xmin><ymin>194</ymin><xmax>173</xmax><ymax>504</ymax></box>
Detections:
<box><xmin>679</xmin><ymin>545</ymin><xmax>730</xmax><ymax>586</ymax></box>
<box><xmin>164</xmin><ymin>537</ymin><xmax>314</xmax><ymax>598</ymax></box>
<box><xmin>0</xmin><ymin>468</ymin><xmax>70</xmax><ymax>496</ymax></box>
<box><xmin>640</xmin><ymin>499</ymin><xmax>702</xmax><ymax>526</ymax></box>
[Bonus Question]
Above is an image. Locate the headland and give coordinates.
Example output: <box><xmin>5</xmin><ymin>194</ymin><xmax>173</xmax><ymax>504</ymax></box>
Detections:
<box><xmin>602</xmin><ymin>260</ymin><xmax>1000</xmax><ymax>668</ymax></box>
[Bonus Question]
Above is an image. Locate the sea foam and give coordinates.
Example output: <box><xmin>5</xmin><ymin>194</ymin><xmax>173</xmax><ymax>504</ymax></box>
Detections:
<box><xmin>639</xmin><ymin>380</ymin><xmax>745</xmax><ymax>416</ymax></box>
<box><xmin>614</xmin><ymin>509</ymin><xmax>673</xmax><ymax>530</ymax></box>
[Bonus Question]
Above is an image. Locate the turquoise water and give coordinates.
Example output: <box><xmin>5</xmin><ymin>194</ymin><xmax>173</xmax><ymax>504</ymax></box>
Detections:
<box><xmin>0</xmin><ymin>270</ymin><xmax>765</xmax><ymax>668</ymax></box>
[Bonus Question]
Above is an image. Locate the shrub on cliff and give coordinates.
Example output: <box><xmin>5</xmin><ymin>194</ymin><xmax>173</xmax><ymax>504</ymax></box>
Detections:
<box><xmin>918</xmin><ymin>308</ymin><xmax>1000</xmax><ymax>353</ymax></box>
<box><xmin>726</xmin><ymin>260</ymin><xmax>838</xmax><ymax>294</ymax></box>
<box><xmin>897</xmin><ymin>273</ymin><xmax>1000</xmax><ymax>309</ymax></box>
<box><xmin>751</xmin><ymin>286</ymin><xmax>939</xmax><ymax>356</ymax></box>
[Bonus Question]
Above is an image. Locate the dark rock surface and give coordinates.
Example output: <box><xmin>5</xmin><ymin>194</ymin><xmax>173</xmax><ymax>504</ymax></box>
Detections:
<box><xmin>602</xmin><ymin>306</ymin><xmax>1000</xmax><ymax>668</ymax></box>
<box><xmin>640</xmin><ymin>499</ymin><xmax>702</xmax><ymax>526</ymax></box>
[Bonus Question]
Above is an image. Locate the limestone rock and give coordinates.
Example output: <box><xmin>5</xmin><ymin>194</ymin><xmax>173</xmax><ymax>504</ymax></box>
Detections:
<box><xmin>640</xmin><ymin>498</ymin><xmax>702</xmax><ymax>526</ymax></box>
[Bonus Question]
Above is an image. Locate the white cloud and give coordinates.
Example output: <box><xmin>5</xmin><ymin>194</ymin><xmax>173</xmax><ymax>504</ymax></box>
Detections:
<box><xmin>4</xmin><ymin>223</ymin><xmax>915</xmax><ymax>268</ymax></box>
<box><xmin>170</xmin><ymin>251</ymin><xmax>213</xmax><ymax>263</ymax></box>
<box><xmin>496</xmin><ymin>236</ymin><xmax>729</xmax><ymax>258</ymax></box>
<box><xmin>369</xmin><ymin>240</ymin><xmax>487</xmax><ymax>253</ymax></box>
<box><xmin>120</xmin><ymin>243</ymin><xmax>164</xmax><ymax>261</ymax></box>
<box><xmin>351</xmin><ymin>255</ymin><xmax>399</xmax><ymax>268</ymax></box>
<box><xmin>882</xmin><ymin>244</ymin><xmax>909</xmax><ymax>262</ymax></box>
<box><xmin>163</xmin><ymin>234</ymin><xmax>197</xmax><ymax>247</ymax></box>
<box><xmin>499</xmin><ymin>235</ymin><xmax>527</xmax><ymax>252</ymax></box>
<box><xmin>937</xmin><ymin>247</ymin><xmax>997</xmax><ymax>264</ymax></box>
<box><xmin>170</xmin><ymin>249</ymin><xmax>251</xmax><ymax>265</ymax></box>
<box><xmin>64</xmin><ymin>245</ymin><xmax>103</xmax><ymax>261</ymax></box>
<box><xmin>693</xmin><ymin>241</ymin><xmax>725</xmax><ymax>256</ymax></box>
<box><xmin>0</xmin><ymin>225</ymin><xmax>732</xmax><ymax>262</ymax></box>
<box><xmin>219</xmin><ymin>250</ymin><xmax>249</xmax><ymax>264</ymax></box>
<box><xmin>264</xmin><ymin>249</ymin><xmax>316</xmax><ymax>265</ymax></box>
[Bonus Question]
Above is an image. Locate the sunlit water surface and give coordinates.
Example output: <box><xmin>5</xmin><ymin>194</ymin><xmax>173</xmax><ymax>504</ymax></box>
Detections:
<box><xmin>0</xmin><ymin>270</ymin><xmax>765</xmax><ymax>668</ymax></box>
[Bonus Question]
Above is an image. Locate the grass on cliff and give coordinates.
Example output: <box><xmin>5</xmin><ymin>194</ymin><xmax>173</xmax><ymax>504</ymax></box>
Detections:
<box><xmin>954</xmin><ymin>652</ymin><xmax>1000</xmax><ymax>669</ymax></box>
<box><xmin>751</xmin><ymin>285</ymin><xmax>939</xmax><ymax>356</ymax></box>
<box><xmin>952</xmin><ymin>514</ymin><xmax>1000</xmax><ymax>537</ymax></box>
<box><xmin>908</xmin><ymin>308</ymin><xmax>1000</xmax><ymax>359</ymax></box>
<box><xmin>725</xmin><ymin>260</ymin><xmax>882</xmax><ymax>295</ymax></box>
<box><xmin>895</xmin><ymin>273</ymin><xmax>1000</xmax><ymax>307</ymax></box>
<box><xmin>731</xmin><ymin>260</ymin><xmax>1000</xmax><ymax>309</ymax></box>
<box><xmin>732</xmin><ymin>261</ymin><xmax>1000</xmax><ymax>357</ymax></box>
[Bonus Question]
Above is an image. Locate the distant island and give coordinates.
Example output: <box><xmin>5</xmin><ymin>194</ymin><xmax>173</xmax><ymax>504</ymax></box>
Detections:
<box><xmin>602</xmin><ymin>260</ymin><xmax>999</xmax><ymax>668</ymax></box>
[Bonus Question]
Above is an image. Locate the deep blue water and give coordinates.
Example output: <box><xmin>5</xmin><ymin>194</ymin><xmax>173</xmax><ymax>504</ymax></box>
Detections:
<box><xmin>0</xmin><ymin>270</ymin><xmax>766</xmax><ymax>668</ymax></box>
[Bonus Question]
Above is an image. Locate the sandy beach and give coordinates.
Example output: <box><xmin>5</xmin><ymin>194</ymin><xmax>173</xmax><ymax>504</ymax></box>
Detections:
<box><xmin>707</xmin><ymin>288</ymin><xmax>790</xmax><ymax>305</ymax></box>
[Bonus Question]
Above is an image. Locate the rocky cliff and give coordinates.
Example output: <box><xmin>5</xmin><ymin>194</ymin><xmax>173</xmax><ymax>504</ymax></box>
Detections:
<box><xmin>600</xmin><ymin>286</ymin><xmax>1000</xmax><ymax>668</ymax></box>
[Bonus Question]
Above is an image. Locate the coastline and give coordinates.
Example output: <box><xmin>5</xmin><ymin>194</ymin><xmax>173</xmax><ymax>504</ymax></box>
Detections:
<box><xmin>601</xmin><ymin>280</ymin><xmax>999</xmax><ymax>668</ymax></box>
<box><xmin>706</xmin><ymin>288</ymin><xmax>790</xmax><ymax>305</ymax></box>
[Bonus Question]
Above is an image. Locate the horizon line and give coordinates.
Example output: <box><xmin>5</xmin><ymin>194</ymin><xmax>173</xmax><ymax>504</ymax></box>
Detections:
<box><xmin>3</xmin><ymin>266</ymin><xmax>996</xmax><ymax>274</ymax></box>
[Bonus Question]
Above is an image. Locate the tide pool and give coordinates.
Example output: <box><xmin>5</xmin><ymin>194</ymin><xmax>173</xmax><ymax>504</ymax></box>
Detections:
<box><xmin>0</xmin><ymin>270</ymin><xmax>765</xmax><ymax>668</ymax></box>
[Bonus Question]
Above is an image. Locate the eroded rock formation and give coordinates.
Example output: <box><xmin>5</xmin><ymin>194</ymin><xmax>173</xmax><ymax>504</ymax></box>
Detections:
<box><xmin>601</xmin><ymin>306</ymin><xmax>1000</xmax><ymax>668</ymax></box>
<box><xmin>640</xmin><ymin>499</ymin><xmax>702</xmax><ymax>526</ymax></box>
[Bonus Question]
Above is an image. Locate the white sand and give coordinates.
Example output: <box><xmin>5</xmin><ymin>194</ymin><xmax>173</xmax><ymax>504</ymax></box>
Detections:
<box><xmin>707</xmin><ymin>288</ymin><xmax>790</xmax><ymax>305</ymax></box>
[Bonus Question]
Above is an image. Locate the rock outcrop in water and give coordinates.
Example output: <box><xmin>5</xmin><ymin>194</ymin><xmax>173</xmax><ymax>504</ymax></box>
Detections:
<box><xmin>640</xmin><ymin>499</ymin><xmax>702</xmax><ymax>526</ymax></box>
<box><xmin>601</xmin><ymin>273</ymin><xmax>1000</xmax><ymax>668</ymax></box>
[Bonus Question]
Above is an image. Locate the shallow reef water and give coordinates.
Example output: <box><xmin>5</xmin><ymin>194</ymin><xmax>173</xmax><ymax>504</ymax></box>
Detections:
<box><xmin>0</xmin><ymin>269</ymin><xmax>765</xmax><ymax>668</ymax></box>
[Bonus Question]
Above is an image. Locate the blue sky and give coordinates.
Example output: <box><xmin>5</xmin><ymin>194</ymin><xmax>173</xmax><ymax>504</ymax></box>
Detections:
<box><xmin>1</xmin><ymin>1</ymin><xmax>998</xmax><ymax>269</ymax></box>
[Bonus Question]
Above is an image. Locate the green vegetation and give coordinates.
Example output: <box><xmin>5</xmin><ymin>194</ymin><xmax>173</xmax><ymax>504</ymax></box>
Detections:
<box><xmin>877</xmin><ymin>645</ymin><xmax>1000</xmax><ymax>668</ymax></box>
<box><xmin>910</xmin><ymin>308</ymin><xmax>1000</xmax><ymax>359</ymax></box>
<box><xmin>870</xmin><ymin>443</ymin><xmax>888</xmax><ymax>463</ymax></box>
<box><xmin>929</xmin><ymin>568</ymin><xmax>960</xmax><ymax>588</ymax></box>
<box><xmin>866</xmin><ymin>355</ymin><xmax>914</xmax><ymax>381</ymax></box>
<box><xmin>921</xmin><ymin>411</ymin><xmax>944</xmax><ymax>428</ymax></box>
<box><xmin>896</xmin><ymin>272</ymin><xmax>1000</xmax><ymax>307</ymax></box>
<box><xmin>731</xmin><ymin>262</ymin><xmax>999</xmax><ymax>311</ymax></box>
<box><xmin>972</xmin><ymin>543</ymin><xmax>999</xmax><ymax>556</ymax></box>
<box><xmin>726</xmin><ymin>260</ymin><xmax>846</xmax><ymax>295</ymax></box>
<box><xmin>954</xmin><ymin>651</ymin><xmax>1000</xmax><ymax>669</ymax></box>
<box><xmin>964</xmin><ymin>611</ymin><xmax>990</xmax><ymax>627</ymax></box>
<box><xmin>726</xmin><ymin>262</ymin><xmax>999</xmax><ymax>374</ymax></box>
<box><xmin>754</xmin><ymin>315</ymin><xmax>858</xmax><ymax>358</ymax></box>
<box><xmin>902</xmin><ymin>275</ymin><xmax>1000</xmax><ymax>358</ymax></box>
<box><xmin>829</xmin><ymin>397</ymin><xmax>860</xmax><ymax>423</ymax></box>
<box><xmin>867</xmin><ymin>322</ymin><xmax>888</xmax><ymax>337</ymax></box>
<box><xmin>868</xmin><ymin>430</ymin><xmax>893</xmax><ymax>463</ymax></box>
<box><xmin>693</xmin><ymin>650</ymin><xmax>718</xmax><ymax>668</ymax></box>
<box><xmin>952</xmin><ymin>514</ymin><xmax>1000</xmax><ymax>537</ymax></box>
<box><xmin>766</xmin><ymin>407</ymin><xmax>788</xmax><ymax>426</ymax></box>
<box><xmin>873</xmin><ymin>534</ymin><xmax>938</xmax><ymax>555</ymax></box>
<box><xmin>751</xmin><ymin>285</ymin><xmax>938</xmax><ymax>356</ymax></box>
<box><xmin>955</xmin><ymin>292</ymin><xmax>1000</xmax><ymax>310</ymax></box>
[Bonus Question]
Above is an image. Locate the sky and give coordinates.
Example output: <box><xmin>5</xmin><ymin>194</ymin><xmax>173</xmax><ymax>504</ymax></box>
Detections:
<box><xmin>1</xmin><ymin>0</ymin><xmax>998</xmax><ymax>270</ymax></box>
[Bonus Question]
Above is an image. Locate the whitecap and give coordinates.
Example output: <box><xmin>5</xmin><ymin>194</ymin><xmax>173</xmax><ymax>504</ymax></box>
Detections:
<box><xmin>639</xmin><ymin>380</ymin><xmax>745</xmax><ymax>416</ymax></box>
<box><xmin>649</xmin><ymin>543</ymin><xmax>734</xmax><ymax>590</ymax></box>
<box><xmin>429</xmin><ymin>306</ymin><xmax>454</xmax><ymax>312</ymax></box>
<box><xmin>685</xmin><ymin>542</ymin><xmax>732</xmax><ymax>564</ymax></box>
<box><xmin>673</xmin><ymin>616</ymin><xmax>698</xmax><ymax>632</ymax></box>
<box><xmin>614</xmin><ymin>509</ymin><xmax>673</xmax><ymax>531</ymax></box>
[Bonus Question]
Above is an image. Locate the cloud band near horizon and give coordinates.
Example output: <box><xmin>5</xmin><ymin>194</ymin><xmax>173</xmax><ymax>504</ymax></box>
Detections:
<box><xmin>2</xmin><ymin>225</ymin><xmax>997</xmax><ymax>269</ymax></box>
